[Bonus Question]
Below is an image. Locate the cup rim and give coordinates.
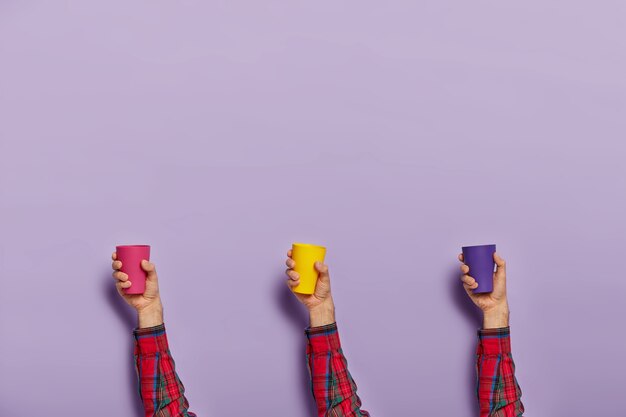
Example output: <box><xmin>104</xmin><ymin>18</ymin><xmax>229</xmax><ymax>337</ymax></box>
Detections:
<box><xmin>461</xmin><ymin>244</ymin><xmax>496</xmax><ymax>250</ymax></box>
<box><xmin>292</xmin><ymin>242</ymin><xmax>326</xmax><ymax>250</ymax></box>
<box><xmin>116</xmin><ymin>245</ymin><xmax>151</xmax><ymax>249</ymax></box>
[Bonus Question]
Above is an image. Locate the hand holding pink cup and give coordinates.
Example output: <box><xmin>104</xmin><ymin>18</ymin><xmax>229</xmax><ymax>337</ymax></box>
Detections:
<box><xmin>116</xmin><ymin>245</ymin><xmax>151</xmax><ymax>294</ymax></box>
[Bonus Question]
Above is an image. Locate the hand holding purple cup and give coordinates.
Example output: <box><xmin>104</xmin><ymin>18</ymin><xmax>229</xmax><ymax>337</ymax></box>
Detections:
<box><xmin>461</xmin><ymin>244</ymin><xmax>496</xmax><ymax>293</ymax></box>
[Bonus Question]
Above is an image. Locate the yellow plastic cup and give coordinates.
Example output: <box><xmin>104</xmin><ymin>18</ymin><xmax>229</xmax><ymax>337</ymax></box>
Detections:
<box><xmin>291</xmin><ymin>243</ymin><xmax>327</xmax><ymax>294</ymax></box>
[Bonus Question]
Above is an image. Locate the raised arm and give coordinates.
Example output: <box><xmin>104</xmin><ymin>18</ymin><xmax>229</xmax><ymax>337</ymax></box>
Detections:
<box><xmin>112</xmin><ymin>252</ymin><xmax>196</xmax><ymax>417</ymax></box>
<box><xmin>459</xmin><ymin>252</ymin><xmax>524</xmax><ymax>417</ymax></box>
<box><xmin>285</xmin><ymin>250</ymin><xmax>370</xmax><ymax>417</ymax></box>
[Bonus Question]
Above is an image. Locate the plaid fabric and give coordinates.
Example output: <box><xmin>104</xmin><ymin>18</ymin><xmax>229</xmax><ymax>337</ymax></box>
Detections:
<box><xmin>134</xmin><ymin>324</ymin><xmax>196</xmax><ymax>417</ymax></box>
<box><xmin>476</xmin><ymin>327</ymin><xmax>524</xmax><ymax>417</ymax></box>
<box><xmin>305</xmin><ymin>323</ymin><xmax>370</xmax><ymax>417</ymax></box>
<box><xmin>133</xmin><ymin>324</ymin><xmax>523</xmax><ymax>417</ymax></box>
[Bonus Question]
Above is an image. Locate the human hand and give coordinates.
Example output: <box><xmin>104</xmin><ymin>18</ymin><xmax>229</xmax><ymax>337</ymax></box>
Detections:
<box><xmin>111</xmin><ymin>252</ymin><xmax>163</xmax><ymax>328</ymax></box>
<box><xmin>458</xmin><ymin>252</ymin><xmax>509</xmax><ymax>329</ymax></box>
<box><xmin>285</xmin><ymin>249</ymin><xmax>335</xmax><ymax>327</ymax></box>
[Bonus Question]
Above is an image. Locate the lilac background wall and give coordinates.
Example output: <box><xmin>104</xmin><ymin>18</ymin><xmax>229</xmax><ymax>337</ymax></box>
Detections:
<box><xmin>1</xmin><ymin>1</ymin><xmax>625</xmax><ymax>416</ymax></box>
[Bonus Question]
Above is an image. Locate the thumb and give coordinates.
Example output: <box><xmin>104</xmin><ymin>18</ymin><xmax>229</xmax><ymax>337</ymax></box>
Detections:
<box><xmin>493</xmin><ymin>253</ymin><xmax>506</xmax><ymax>279</ymax></box>
<box><xmin>493</xmin><ymin>253</ymin><xmax>507</xmax><ymax>292</ymax></box>
<box><xmin>313</xmin><ymin>261</ymin><xmax>331</xmax><ymax>300</ymax></box>
<box><xmin>141</xmin><ymin>260</ymin><xmax>158</xmax><ymax>282</ymax></box>
<box><xmin>315</xmin><ymin>261</ymin><xmax>330</xmax><ymax>283</ymax></box>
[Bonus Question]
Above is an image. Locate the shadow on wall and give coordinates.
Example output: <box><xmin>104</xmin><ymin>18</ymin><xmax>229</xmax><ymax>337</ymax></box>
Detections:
<box><xmin>103</xmin><ymin>275</ymin><xmax>145</xmax><ymax>417</ymax></box>
<box><xmin>448</xmin><ymin>265</ymin><xmax>481</xmax><ymax>416</ymax></box>
<box><xmin>274</xmin><ymin>276</ymin><xmax>318</xmax><ymax>417</ymax></box>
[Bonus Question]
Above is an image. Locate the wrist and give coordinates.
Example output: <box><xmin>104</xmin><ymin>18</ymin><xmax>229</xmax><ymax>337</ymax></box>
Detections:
<box><xmin>309</xmin><ymin>299</ymin><xmax>335</xmax><ymax>328</ymax></box>
<box><xmin>482</xmin><ymin>304</ymin><xmax>509</xmax><ymax>329</ymax></box>
<box><xmin>137</xmin><ymin>302</ymin><xmax>164</xmax><ymax>328</ymax></box>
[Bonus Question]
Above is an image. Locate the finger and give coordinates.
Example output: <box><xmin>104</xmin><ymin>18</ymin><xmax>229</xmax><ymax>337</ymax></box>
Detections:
<box><xmin>285</xmin><ymin>258</ymin><xmax>295</xmax><ymax>268</ymax></box>
<box><xmin>494</xmin><ymin>252</ymin><xmax>506</xmax><ymax>270</ymax></box>
<box><xmin>286</xmin><ymin>270</ymin><xmax>300</xmax><ymax>281</ymax></box>
<box><xmin>112</xmin><ymin>271</ymin><xmax>129</xmax><ymax>282</ymax></box>
<box><xmin>286</xmin><ymin>278</ymin><xmax>300</xmax><ymax>289</ymax></box>
<box><xmin>112</xmin><ymin>260</ymin><xmax>122</xmax><ymax>271</ymax></box>
<box><xmin>116</xmin><ymin>280</ymin><xmax>132</xmax><ymax>290</ymax></box>
<box><xmin>314</xmin><ymin>262</ymin><xmax>329</xmax><ymax>281</ymax></box>
<box><xmin>461</xmin><ymin>275</ymin><xmax>476</xmax><ymax>286</ymax></box>
<box><xmin>463</xmin><ymin>282</ymin><xmax>478</xmax><ymax>293</ymax></box>
<box><xmin>112</xmin><ymin>252</ymin><xmax>117</xmax><ymax>260</ymax></box>
<box><xmin>458</xmin><ymin>253</ymin><xmax>464</xmax><ymax>262</ymax></box>
<box><xmin>287</xmin><ymin>249</ymin><xmax>292</xmax><ymax>257</ymax></box>
<box><xmin>493</xmin><ymin>253</ymin><xmax>507</xmax><ymax>292</ymax></box>
<box><xmin>460</xmin><ymin>264</ymin><xmax>469</xmax><ymax>274</ymax></box>
<box><xmin>141</xmin><ymin>260</ymin><xmax>158</xmax><ymax>280</ymax></box>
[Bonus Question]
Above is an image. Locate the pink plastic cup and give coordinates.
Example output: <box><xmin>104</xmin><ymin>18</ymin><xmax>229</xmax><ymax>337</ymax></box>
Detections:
<box><xmin>116</xmin><ymin>245</ymin><xmax>151</xmax><ymax>295</ymax></box>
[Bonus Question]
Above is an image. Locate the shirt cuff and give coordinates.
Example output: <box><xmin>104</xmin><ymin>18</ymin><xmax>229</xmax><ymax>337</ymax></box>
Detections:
<box><xmin>477</xmin><ymin>326</ymin><xmax>512</xmax><ymax>355</ymax></box>
<box><xmin>305</xmin><ymin>322</ymin><xmax>341</xmax><ymax>353</ymax></box>
<box><xmin>133</xmin><ymin>323</ymin><xmax>170</xmax><ymax>355</ymax></box>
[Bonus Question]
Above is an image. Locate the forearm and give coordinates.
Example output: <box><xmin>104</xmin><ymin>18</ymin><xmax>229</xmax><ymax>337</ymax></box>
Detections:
<box><xmin>306</xmin><ymin>323</ymin><xmax>370</xmax><ymax>417</ymax></box>
<box><xmin>134</xmin><ymin>324</ymin><xmax>196</xmax><ymax>417</ymax></box>
<box><xmin>482</xmin><ymin>304</ymin><xmax>509</xmax><ymax>329</ymax></box>
<box><xmin>137</xmin><ymin>300</ymin><xmax>164</xmax><ymax>328</ymax></box>
<box><xmin>476</xmin><ymin>327</ymin><xmax>524</xmax><ymax>417</ymax></box>
<box><xmin>309</xmin><ymin>298</ymin><xmax>336</xmax><ymax>328</ymax></box>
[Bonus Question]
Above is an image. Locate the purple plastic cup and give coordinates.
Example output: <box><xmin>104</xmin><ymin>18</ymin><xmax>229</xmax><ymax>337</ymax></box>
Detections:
<box><xmin>462</xmin><ymin>244</ymin><xmax>496</xmax><ymax>293</ymax></box>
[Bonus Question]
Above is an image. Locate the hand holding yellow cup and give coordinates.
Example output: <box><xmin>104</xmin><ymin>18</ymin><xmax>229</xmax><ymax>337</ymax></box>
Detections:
<box><xmin>291</xmin><ymin>243</ymin><xmax>327</xmax><ymax>294</ymax></box>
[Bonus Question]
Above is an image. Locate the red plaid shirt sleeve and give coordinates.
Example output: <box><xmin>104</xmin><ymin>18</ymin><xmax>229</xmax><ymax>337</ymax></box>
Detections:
<box><xmin>134</xmin><ymin>324</ymin><xmax>196</xmax><ymax>417</ymax></box>
<box><xmin>476</xmin><ymin>327</ymin><xmax>525</xmax><ymax>417</ymax></box>
<box><xmin>305</xmin><ymin>323</ymin><xmax>370</xmax><ymax>417</ymax></box>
